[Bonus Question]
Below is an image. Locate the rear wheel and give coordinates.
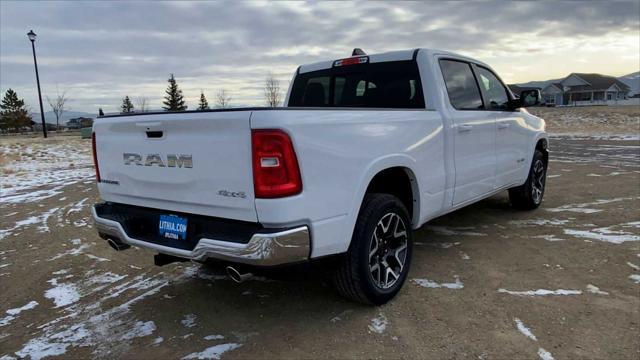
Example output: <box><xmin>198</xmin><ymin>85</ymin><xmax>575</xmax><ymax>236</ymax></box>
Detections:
<box><xmin>333</xmin><ymin>193</ymin><xmax>412</xmax><ymax>305</ymax></box>
<box><xmin>509</xmin><ymin>149</ymin><xmax>547</xmax><ymax>210</ymax></box>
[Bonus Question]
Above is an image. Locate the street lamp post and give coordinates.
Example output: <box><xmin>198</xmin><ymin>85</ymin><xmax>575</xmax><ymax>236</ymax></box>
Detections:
<box><xmin>28</xmin><ymin>30</ymin><xmax>47</xmax><ymax>138</ymax></box>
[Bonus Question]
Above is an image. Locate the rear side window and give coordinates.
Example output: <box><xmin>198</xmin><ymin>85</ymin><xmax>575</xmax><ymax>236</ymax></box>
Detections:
<box><xmin>439</xmin><ymin>60</ymin><xmax>483</xmax><ymax>110</ymax></box>
<box><xmin>289</xmin><ymin>60</ymin><xmax>424</xmax><ymax>108</ymax></box>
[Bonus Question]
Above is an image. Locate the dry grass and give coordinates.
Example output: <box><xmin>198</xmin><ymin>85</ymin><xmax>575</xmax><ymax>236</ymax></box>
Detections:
<box><xmin>529</xmin><ymin>105</ymin><xmax>640</xmax><ymax>135</ymax></box>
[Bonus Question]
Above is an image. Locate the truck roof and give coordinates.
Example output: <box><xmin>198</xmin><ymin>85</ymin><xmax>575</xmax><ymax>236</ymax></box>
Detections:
<box><xmin>298</xmin><ymin>48</ymin><xmax>489</xmax><ymax>74</ymax></box>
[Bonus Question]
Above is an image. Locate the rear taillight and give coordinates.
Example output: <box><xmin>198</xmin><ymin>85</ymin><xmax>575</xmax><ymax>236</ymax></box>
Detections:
<box><xmin>251</xmin><ymin>129</ymin><xmax>302</xmax><ymax>198</ymax></box>
<box><xmin>91</xmin><ymin>132</ymin><xmax>101</xmax><ymax>182</ymax></box>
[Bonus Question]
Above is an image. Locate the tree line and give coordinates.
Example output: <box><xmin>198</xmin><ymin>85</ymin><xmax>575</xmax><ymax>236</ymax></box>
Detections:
<box><xmin>0</xmin><ymin>72</ymin><xmax>283</xmax><ymax>132</ymax></box>
<box><xmin>0</xmin><ymin>87</ymin><xmax>71</xmax><ymax>132</ymax></box>
<box><xmin>117</xmin><ymin>72</ymin><xmax>281</xmax><ymax>114</ymax></box>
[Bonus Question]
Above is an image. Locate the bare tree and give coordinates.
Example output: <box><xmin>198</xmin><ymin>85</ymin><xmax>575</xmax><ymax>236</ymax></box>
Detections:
<box><xmin>216</xmin><ymin>89</ymin><xmax>232</xmax><ymax>108</ymax></box>
<box><xmin>264</xmin><ymin>73</ymin><xmax>281</xmax><ymax>107</ymax></box>
<box><xmin>46</xmin><ymin>88</ymin><xmax>69</xmax><ymax>131</ymax></box>
<box><xmin>136</xmin><ymin>96</ymin><xmax>149</xmax><ymax>112</ymax></box>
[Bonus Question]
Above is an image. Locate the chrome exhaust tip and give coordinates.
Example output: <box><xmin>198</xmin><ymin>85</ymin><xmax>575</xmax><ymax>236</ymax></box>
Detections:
<box><xmin>226</xmin><ymin>266</ymin><xmax>252</xmax><ymax>283</ymax></box>
<box><xmin>107</xmin><ymin>238</ymin><xmax>130</xmax><ymax>251</ymax></box>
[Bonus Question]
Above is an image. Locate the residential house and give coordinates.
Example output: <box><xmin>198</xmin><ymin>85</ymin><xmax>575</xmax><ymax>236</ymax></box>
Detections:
<box><xmin>66</xmin><ymin>117</ymin><xmax>94</xmax><ymax>129</ymax></box>
<box><xmin>541</xmin><ymin>73</ymin><xmax>630</xmax><ymax>106</ymax></box>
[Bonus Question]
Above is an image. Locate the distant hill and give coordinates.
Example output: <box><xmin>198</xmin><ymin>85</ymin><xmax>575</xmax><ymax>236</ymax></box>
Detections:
<box><xmin>516</xmin><ymin>71</ymin><xmax>640</xmax><ymax>96</ymax></box>
<box><xmin>29</xmin><ymin>110</ymin><xmax>95</xmax><ymax>124</ymax></box>
<box><xmin>516</xmin><ymin>77</ymin><xmax>563</xmax><ymax>90</ymax></box>
<box><xmin>618</xmin><ymin>71</ymin><xmax>640</xmax><ymax>96</ymax></box>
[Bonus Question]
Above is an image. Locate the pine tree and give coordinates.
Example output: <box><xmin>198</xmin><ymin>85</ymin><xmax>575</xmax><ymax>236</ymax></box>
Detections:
<box><xmin>0</xmin><ymin>89</ymin><xmax>32</xmax><ymax>132</ymax></box>
<box><xmin>198</xmin><ymin>91</ymin><xmax>209</xmax><ymax>110</ymax></box>
<box><xmin>121</xmin><ymin>96</ymin><xmax>134</xmax><ymax>113</ymax></box>
<box><xmin>162</xmin><ymin>74</ymin><xmax>187</xmax><ymax>111</ymax></box>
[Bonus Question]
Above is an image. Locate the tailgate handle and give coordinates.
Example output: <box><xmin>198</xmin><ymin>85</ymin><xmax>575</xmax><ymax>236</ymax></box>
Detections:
<box><xmin>146</xmin><ymin>131</ymin><xmax>163</xmax><ymax>138</ymax></box>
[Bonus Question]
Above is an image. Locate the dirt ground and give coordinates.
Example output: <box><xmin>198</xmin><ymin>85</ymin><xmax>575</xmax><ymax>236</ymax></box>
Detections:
<box><xmin>529</xmin><ymin>105</ymin><xmax>640</xmax><ymax>136</ymax></box>
<box><xmin>1</xmin><ymin>107</ymin><xmax>639</xmax><ymax>359</ymax></box>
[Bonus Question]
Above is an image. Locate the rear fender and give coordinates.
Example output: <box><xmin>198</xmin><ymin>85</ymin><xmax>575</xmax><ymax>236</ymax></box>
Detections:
<box><xmin>340</xmin><ymin>154</ymin><xmax>421</xmax><ymax>253</ymax></box>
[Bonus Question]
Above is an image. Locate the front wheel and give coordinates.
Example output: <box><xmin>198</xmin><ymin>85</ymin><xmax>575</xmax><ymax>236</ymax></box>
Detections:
<box><xmin>509</xmin><ymin>149</ymin><xmax>547</xmax><ymax>210</ymax></box>
<box><xmin>333</xmin><ymin>193</ymin><xmax>412</xmax><ymax>305</ymax></box>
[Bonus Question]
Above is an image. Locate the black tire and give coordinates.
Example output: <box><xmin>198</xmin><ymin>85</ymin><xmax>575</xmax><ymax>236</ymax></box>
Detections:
<box><xmin>333</xmin><ymin>193</ymin><xmax>412</xmax><ymax>305</ymax></box>
<box><xmin>509</xmin><ymin>149</ymin><xmax>547</xmax><ymax>210</ymax></box>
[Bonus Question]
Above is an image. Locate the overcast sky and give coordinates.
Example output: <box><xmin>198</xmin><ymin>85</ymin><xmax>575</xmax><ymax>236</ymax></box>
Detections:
<box><xmin>1</xmin><ymin>1</ymin><xmax>638</xmax><ymax>114</ymax></box>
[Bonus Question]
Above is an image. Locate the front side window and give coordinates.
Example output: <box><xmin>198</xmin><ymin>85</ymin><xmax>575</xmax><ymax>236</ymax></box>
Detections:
<box><xmin>439</xmin><ymin>60</ymin><xmax>483</xmax><ymax>110</ymax></box>
<box><xmin>289</xmin><ymin>60</ymin><xmax>425</xmax><ymax>108</ymax></box>
<box><xmin>476</xmin><ymin>67</ymin><xmax>510</xmax><ymax>110</ymax></box>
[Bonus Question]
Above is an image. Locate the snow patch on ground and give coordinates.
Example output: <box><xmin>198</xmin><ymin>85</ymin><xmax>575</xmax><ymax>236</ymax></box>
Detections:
<box><xmin>15</xmin><ymin>272</ymin><xmax>173</xmax><ymax>359</ymax></box>
<box><xmin>564</xmin><ymin>222</ymin><xmax>640</xmax><ymax>244</ymax></box>
<box><xmin>45</xmin><ymin>279</ymin><xmax>81</xmax><ymax>308</ymax></box>
<box><xmin>0</xmin><ymin>301</ymin><xmax>39</xmax><ymax>327</ymax></box>
<box><xmin>550</xmin><ymin>133</ymin><xmax>640</xmax><ymax>141</ymax></box>
<box><xmin>0</xmin><ymin>140</ymin><xmax>94</xmax><ymax>205</ymax></box>
<box><xmin>6</xmin><ymin>301</ymin><xmax>39</xmax><ymax>316</ymax></box>
<box><xmin>181</xmin><ymin>314</ymin><xmax>197</xmax><ymax>328</ymax></box>
<box><xmin>413</xmin><ymin>276</ymin><xmax>464</xmax><ymax>289</ymax></box>
<box><xmin>181</xmin><ymin>343</ymin><xmax>242</xmax><ymax>360</ymax></box>
<box><xmin>498</xmin><ymin>288</ymin><xmax>582</xmax><ymax>296</ymax></box>
<box><xmin>120</xmin><ymin>321</ymin><xmax>156</xmax><ymax>340</ymax></box>
<box><xmin>627</xmin><ymin>262</ymin><xmax>640</xmax><ymax>271</ymax></box>
<box><xmin>512</xmin><ymin>316</ymin><xmax>556</xmax><ymax>360</ymax></box>
<box><xmin>204</xmin><ymin>335</ymin><xmax>225</xmax><ymax>340</ymax></box>
<box><xmin>510</xmin><ymin>219</ymin><xmax>570</xmax><ymax>226</ymax></box>
<box><xmin>0</xmin><ymin>207</ymin><xmax>61</xmax><ymax>240</ymax></box>
<box><xmin>546</xmin><ymin>197</ymin><xmax>637</xmax><ymax>214</ymax></box>
<box><xmin>629</xmin><ymin>274</ymin><xmax>640</xmax><ymax>284</ymax></box>
<box><xmin>368</xmin><ymin>313</ymin><xmax>388</xmax><ymax>334</ymax></box>
<box><xmin>85</xmin><ymin>254</ymin><xmax>110</xmax><ymax>262</ymax></box>
<box><xmin>533</xmin><ymin>235</ymin><xmax>566</xmax><ymax>242</ymax></box>
<box><xmin>514</xmin><ymin>318</ymin><xmax>537</xmax><ymax>341</ymax></box>
<box><xmin>538</xmin><ymin>347</ymin><xmax>556</xmax><ymax>360</ymax></box>
<box><xmin>586</xmin><ymin>284</ymin><xmax>609</xmax><ymax>295</ymax></box>
<box><xmin>48</xmin><ymin>242</ymin><xmax>89</xmax><ymax>261</ymax></box>
<box><xmin>87</xmin><ymin>272</ymin><xmax>127</xmax><ymax>285</ymax></box>
<box><xmin>66</xmin><ymin>198</ymin><xmax>89</xmax><ymax>215</ymax></box>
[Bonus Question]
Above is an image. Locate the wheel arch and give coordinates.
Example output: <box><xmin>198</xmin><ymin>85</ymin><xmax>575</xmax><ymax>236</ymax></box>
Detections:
<box><xmin>520</xmin><ymin>132</ymin><xmax>549</xmax><ymax>182</ymax></box>
<box><xmin>341</xmin><ymin>155</ymin><xmax>422</xmax><ymax>253</ymax></box>
<box><xmin>364</xmin><ymin>167</ymin><xmax>419</xmax><ymax>226</ymax></box>
<box><xmin>535</xmin><ymin>137</ymin><xmax>549</xmax><ymax>164</ymax></box>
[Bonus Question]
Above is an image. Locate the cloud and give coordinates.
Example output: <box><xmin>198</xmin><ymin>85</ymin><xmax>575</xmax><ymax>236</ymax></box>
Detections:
<box><xmin>1</xmin><ymin>0</ymin><xmax>638</xmax><ymax>113</ymax></box>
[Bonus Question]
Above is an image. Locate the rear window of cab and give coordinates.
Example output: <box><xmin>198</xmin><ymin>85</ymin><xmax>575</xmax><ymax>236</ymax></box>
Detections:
<box><xmin>288</xmin><ymin>60</ymin><xmax>425</xmax><ymax>109</ymax></box>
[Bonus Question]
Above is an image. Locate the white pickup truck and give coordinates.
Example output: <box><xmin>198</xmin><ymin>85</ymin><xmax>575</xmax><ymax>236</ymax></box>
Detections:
<box><xmin>92</xmin><ymin>48</ymin><xmax>548</xmax><ymax>304</ymax></box>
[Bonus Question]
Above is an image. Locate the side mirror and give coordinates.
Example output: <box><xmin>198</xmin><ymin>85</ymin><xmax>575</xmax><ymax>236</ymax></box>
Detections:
<box><xmin>519</xmin><ymin>89</ymin><xmax>541</xmax><ymax>107</ymax></box>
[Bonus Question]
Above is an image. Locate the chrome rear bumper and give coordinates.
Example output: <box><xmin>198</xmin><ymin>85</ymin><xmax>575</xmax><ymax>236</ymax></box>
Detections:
<box><xmin>91</xmin><ymin>206</ymin><xmax>310</xmax><ymax>266</ymax></box>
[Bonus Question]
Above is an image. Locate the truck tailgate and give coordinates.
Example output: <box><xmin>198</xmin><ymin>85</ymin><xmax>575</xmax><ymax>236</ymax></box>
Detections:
<box><xmin>93</xmin><ymin>111</ymin><xmax>257</xmax><ymax>222</ymax></box>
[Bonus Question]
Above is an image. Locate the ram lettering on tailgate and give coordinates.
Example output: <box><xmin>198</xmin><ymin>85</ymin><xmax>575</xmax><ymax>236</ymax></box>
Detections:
<box><xmin>123</xmin><ymin>153</ymin><xmax>193</xmax><ymax>168</ymax></box>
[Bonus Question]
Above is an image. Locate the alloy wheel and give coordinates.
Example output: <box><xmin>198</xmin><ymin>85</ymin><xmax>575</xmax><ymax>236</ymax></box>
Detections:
<box><xmin>531</xmin><ymin>159</ymin><xmax>546</xmax><ymax>204</ymax></box>
<box><xmin>368</xmin><ymin>212</ymin><xmax>408</xmax><ymax>289</ymax></box>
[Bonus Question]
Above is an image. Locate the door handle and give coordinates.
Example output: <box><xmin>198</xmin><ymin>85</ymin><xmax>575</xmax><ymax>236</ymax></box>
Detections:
<box><xmin>498</xmin><ymin>123</ymin><xmax>510</xmax><ymax>129</ymax></box>
<box><xmin>458</xmin><ymin>124</ymin><xmax>473</xmax><ymax>133</ymax></box>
